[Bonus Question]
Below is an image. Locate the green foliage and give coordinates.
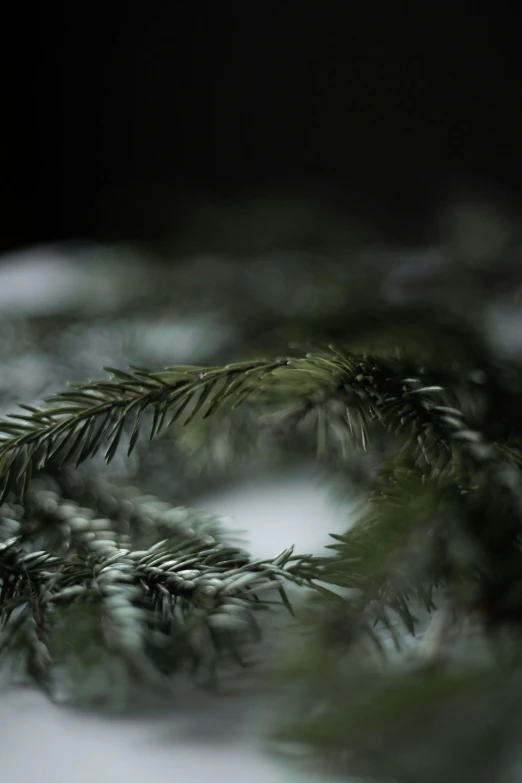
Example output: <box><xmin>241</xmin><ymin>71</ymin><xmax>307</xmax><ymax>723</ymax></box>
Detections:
<box><xmin>2</xmin><ymin>347</ymin><xmax>522</xmax><ymax>650</ymax></box>
<box><xmin>0</xmin><ymin>348</ymin><xmax>477</xmax><ymax>500</ymax></box>
<box><xmin>1</xmin><ymin>479</ymin><xmax>307</xmax><ymax>704</ymax></box>
<box><xmin>271</xmin><ymin>650</ymin><xmax>522</xmax><ymax>783</ymax></box>
<box><xmin>4</xmin><ymin>238</ymin><xmax>522</xmax><ymax>780</ymax></box>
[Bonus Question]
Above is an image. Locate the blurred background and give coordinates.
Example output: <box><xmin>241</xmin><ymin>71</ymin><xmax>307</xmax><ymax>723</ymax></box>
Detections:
<box><xmin>3</xmin><ymin>4</ymin><xmax>522</xmax><ymax>251</ymax></box>
<box><xmin>2</xmin><ymin>4</ymin><xmax>522</xmax><ymax>782</ymax></box>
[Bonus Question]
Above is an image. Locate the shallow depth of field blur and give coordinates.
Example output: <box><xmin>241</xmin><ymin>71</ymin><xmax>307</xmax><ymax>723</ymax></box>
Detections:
<box><xmin>1</xmin><ymin>194</ymin><xmax>522</xmax><ymax>782</ymax></box>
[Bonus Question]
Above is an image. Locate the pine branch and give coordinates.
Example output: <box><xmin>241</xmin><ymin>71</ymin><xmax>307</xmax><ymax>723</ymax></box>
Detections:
<box><xmin>1</xmin><ymin>467</ymin><xmax>317</xmax><ymax>701</ymax></box>
<box><xmin>319</xmin><ymin>469</ymin><xmax>446</xmax><ymax>630</ymax></box>
<box><xmin>14</xmin><ymin>471</ymin><xmax>233</xmax><ymax>556</ymax></box>
<box><xmin>1</xmin><ymin>493</ymin><xmax>311</xmax><ymax>699</ymax></box>
<box><xmin>0</xmin><ymin>349</ymin><xmax>453</xmax><ymax>501</ymax></box>
<box><xmin>0</xmin><ymin>359</ymin><xmax>280</xmax><ymax>502</ymax></box>
<box><xmin>3</xmin><ymin>346</ymin><xmax>522</xmax><ymax>643</ymax></box>
<box><xmin>0</xmin><ymin>537</ymin><xmax>59</xmax><ymax>690</ymax></box>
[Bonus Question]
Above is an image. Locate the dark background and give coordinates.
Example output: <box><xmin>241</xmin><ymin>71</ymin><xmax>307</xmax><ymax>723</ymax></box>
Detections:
<box><xmin>2</xmin><ymin>4</ymin><xmax>521</xmax><ymax>254</ymax></box>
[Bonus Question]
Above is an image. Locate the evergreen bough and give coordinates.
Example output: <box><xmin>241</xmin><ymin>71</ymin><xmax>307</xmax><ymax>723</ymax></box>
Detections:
<box><xmin>3</xmin><ymin>206</ymin><xmax>522</xmax><ymax>781</ymax></box>
<box><xmin>2</xmin><ymin>344</ymin><xmax>522</xmax><ymax>779</ymax></box>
